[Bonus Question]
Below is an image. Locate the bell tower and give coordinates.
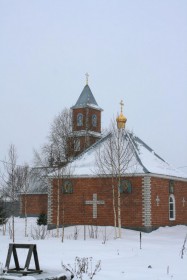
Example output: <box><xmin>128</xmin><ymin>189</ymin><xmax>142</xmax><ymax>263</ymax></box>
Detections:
<box><xmin>70</xmin><ymin>74</ymin><xmax>103</xmax><ymax>156</ymax></box>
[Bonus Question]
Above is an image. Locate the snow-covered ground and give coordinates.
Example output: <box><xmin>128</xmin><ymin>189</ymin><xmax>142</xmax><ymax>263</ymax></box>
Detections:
<box><xmin>0</xmin><ymin>218</ymin><xmax>187</xmax><ymax>280</ymax></box>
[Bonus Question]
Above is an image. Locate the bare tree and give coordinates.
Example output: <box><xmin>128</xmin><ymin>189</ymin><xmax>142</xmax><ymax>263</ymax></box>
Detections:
<box><xmin>48</xmin><ymin>108</ymin><xmax>73</xmax><ymax>162</ymax></box>
<box><xmin>32</xmin><ymin>108</ymin><xmax>77</xmax><ymax>192</ymax></box>
<box><xmin>0</xmin><ymin>144</ymin><xmax>19</xmax><ymax>242</ymax></box>
<box><xmin>48</xmin><ymin>149</ymin><xmax>73</xmax><ymax>241</ymax></box>
<box><xmin>95</xmin><ymin>120</ymin><xmax>137</xmax><ymax>238</ymax></box>
<box><xmin>32</xmin><ymin>108</ymin><xmax>75</xmax><ymax>240</ymax></box>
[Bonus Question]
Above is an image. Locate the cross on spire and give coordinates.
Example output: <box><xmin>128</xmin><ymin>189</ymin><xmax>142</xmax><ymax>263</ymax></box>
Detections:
<box><xmin>85</xmin><ymin>72</ymin><xmax>89</xmax><ymax>85</ymax></box>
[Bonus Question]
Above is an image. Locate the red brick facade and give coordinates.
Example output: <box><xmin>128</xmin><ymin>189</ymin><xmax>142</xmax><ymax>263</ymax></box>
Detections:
<box><xmin>20</xmin><ymin>175</ymin><xmax>187</xmax><ymax>231</ymax></box>
<box><xmin>151</xmin><ymin>177</ymin><xmax>187</xmax><ymax>228</ymax></box>
<box><xmin>21</xmin><ymin>194</ymin><xmax>48</xmax><ymax>216</ymax></box>
<box><xmin>72</xmin><ymin>107</ymin><xmax>101</xmax><ymax>134</ymax></box>
<box><xmin>67</xmin><ymin>107</ymin><xmax>102</xmax><ymax>157</ymax></box>
<box><xmin>49</xmin><ymin>176</ymin><xmax>142</xmax><ymax>227</ymax></box>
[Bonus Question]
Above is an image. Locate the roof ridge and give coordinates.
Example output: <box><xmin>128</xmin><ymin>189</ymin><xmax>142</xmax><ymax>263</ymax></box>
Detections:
<box><xmin>126</xmin><ymin>132</ymin><xmax>150</xmax><ymax>173</ymax></box>
<box><xmin>134</xmin><ymin>135</ymin><xmax>166</xmax><ymax>162</ymax></box>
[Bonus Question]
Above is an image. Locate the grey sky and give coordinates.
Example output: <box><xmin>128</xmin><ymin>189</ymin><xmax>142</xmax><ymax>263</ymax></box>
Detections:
<box><xmin>0</xmin><ymin>0</ymin><xmax>187</xmax><ymax>174</ymax></box>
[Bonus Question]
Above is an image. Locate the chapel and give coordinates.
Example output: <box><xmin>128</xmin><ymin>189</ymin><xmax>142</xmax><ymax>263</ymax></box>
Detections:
<box><xmin>21</xmin><ymin>78</ymin><xmax>187</xmax><ymax>232</ymax></box>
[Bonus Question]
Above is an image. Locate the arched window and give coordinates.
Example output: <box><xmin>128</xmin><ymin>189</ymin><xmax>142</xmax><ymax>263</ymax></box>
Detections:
<box><xmin>169</xmin><ymin>194</ymin><xmax>176</xmax><ymax>221</ymax></box>
<box><xmin>92</xmin><ymin>114</ymin><xmax>97</xmax><ymax>127</ymax></box>
<box><xmin>77</xmin><ymin>113</ymin><xmax>83</xmax><ymax>126</ymax></box>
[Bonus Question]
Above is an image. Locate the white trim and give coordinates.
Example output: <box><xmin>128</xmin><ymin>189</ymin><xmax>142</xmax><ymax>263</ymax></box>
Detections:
<box><xmin>70</xmin><ymin>130</ymin><xmax>102</xmax><ymax>138</ymax></box>
<box><xmin>48</xmin><ymin>172</ymin><xmax>187</xmax><ymax>182</ymax></box>
<box><xmin>21</xmin><ymin>192</ymin><xmax>48</xmax><ymax>195</ymax></box>
<box><xmin>47</xmin><ymin>180</ymin><xmax>53</xmax><ymax>225</ymax></box>
<box><xmin>142</xmin><ymin>176</ymin><xmax>152</xmax><ymax>227</ymax></box>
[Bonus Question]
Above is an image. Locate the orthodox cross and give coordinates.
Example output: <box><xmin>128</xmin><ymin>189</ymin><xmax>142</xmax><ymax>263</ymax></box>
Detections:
<box><xmin>85</xmin><ymin>72</ymin><xmax>89</xmax><ymax>85</ymax></box>
<box><xmin>156</xmin><ymin>195</ymin><xmax>160</xmax><ymax>206</ymax></box>
<box><xmin>120</xmin><ymin>100</ymin><xmax>124</xmax><ymax>113</ymax></box>
<box><xmin>182</xmin><ymin>197</ymin><xmax>186</xmax><ymax>207</ymax></box>
<box><xmin>85</xmin><ymin>193</ymin><xmax>105</xmax><ymax>219</ymax></box>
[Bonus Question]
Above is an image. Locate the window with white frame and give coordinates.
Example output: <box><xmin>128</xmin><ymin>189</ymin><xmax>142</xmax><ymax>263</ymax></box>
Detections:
<box><xmin>169</xmin><ymin>194</ymin><xmax>176</xmax><ymax>220</ymax></box>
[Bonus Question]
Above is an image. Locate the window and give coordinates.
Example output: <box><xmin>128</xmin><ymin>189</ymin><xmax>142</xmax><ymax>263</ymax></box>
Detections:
<box><xmin>169</xmin><ymin>180</ymin><xmax>174</xmax><ymax>194</ymax></box>
<box><xmin>62</xmin><ymin>180</ymin><xmax>73</xmax><ymax>194</ymax></box>
<box><xmin>120</xmin><ymin>179</ymin><xmax>132</xmax><ymax>193</ymax></box>
<box><xmin>169</xmin><ymin>194</ymin><xmax>176</xmax><ymax>220</ymax></box>
<box><xmin>74</xmin><ymin>139</ymin><xmax>80</xmax><ymax>152</ymax></box>
<box><xmin>92</xmin><ymin>114</ymin><xmax>97</xmax><ymax>127</ymax></box>
<box><xmin>77</xmin><ymin>113</ymin><xmax>83</xmax><ymax>126</ymax></box>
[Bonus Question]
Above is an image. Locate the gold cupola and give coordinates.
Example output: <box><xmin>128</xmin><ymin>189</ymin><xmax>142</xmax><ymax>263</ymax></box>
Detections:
<box><xmin>116</xmin><ymin>100</ymin><xmax>127</xmax><ymax>129</ymax></box>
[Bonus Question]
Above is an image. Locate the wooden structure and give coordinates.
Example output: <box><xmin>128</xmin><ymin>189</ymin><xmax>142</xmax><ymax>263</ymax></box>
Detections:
<box><xmin>4</xmin><ymin>244</ymin><xmax>42</xmax><ymax>275</ymax></box>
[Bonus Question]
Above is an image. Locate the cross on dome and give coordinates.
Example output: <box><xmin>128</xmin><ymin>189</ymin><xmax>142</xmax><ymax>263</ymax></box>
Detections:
<box><xmin>120</xmin><ymin>100</ymin><xmax>124</xmax><ymax>113</ymax></box>
<box><xmin>116</xmin><ymin>99</ymin><xmax>127</xmax><ymax>129</ymax></box>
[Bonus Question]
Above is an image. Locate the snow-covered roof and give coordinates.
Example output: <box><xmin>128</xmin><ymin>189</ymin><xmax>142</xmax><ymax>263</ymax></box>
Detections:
<box><xmin>63</xmin><ymin>132</ymin><xmax>187</xmax><ymax>180</ymax></box>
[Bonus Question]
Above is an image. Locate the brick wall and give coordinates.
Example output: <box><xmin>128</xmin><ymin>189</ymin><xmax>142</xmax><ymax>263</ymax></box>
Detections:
<box><xmin>72</xmin><ymin>108</ymin><xmax>101</xmax><ymax>133</ymax></box>
<box><xmin>151</xmin><ymin>177</ymin><xmax>187</xmax><ymax>227</ymax></box>
<box><xmin>20</xmin><ymin>175</ymin><xmax>187</xmax><ymax>231</ymax></box>
<box><xmin>50</xmin><ymin>176</ymin><xmax>143</xmax><ymax>228</ymax></box>
<box><xmin>20</xmin><ymin>194</ymin><xmax>48</xmax><ymax>216</ymax></box>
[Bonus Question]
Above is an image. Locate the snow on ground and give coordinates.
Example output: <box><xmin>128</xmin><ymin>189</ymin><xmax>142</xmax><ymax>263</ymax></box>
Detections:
<box><xmin>0</xmin><ymin>217</ymin><xmax>187</xmax><ymax>280</ymax></box>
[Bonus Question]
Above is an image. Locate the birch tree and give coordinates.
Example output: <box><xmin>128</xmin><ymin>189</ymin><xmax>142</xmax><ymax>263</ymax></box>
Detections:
<box><xmin>18</xmin><ymin>164</ymin><xmax>31</xmax><ymax>237</ymax></box>
<box><xmin>95</xmin><ymin>120</ymin><xmax>137</xmax><ymax>238</ymax></box>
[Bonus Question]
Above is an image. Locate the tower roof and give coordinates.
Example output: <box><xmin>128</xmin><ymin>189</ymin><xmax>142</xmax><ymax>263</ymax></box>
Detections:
<box><xmin>71</xmin><ymin>85</ymin><xmax>102</xmax><ymax>110</ymax></box>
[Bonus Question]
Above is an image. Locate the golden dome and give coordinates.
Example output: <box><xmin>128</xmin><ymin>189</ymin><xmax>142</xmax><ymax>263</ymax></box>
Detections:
<box><xmin>116</xmin><ymin>100</ymin><xmax>127</xmax><ymax>129</ymax></box>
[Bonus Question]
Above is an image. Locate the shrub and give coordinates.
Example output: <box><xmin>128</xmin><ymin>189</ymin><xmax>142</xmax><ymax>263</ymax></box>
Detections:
<box><xmin>0</xmin><ymin>204</ymin><xmax>7</xmax><ymax>225</ymax></box>
<box><xmin>37</xmin><ymin>213</ymin><xmax>47</xmax><ymax>226</ymax></box>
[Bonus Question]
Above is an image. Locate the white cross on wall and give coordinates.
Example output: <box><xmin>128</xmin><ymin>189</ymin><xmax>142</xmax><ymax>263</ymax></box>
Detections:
<box><xmin>85</xmin><ymin>193</ymin><xmax>105</xmax><ymax>219</ymax></box>
<box><xmin>156</xmin><ymin>195</ymin><xmax>160</xmax><ymax>206</ymax></box>
<box><xmin>182</xmin><ymin>197</ymin><xmax>186</xmax><ymax>207</ymax></box>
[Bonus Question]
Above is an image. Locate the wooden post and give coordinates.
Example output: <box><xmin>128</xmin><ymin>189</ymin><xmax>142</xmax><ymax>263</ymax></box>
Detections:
<box><xmin>140</xmin><ymin>231</ymin><xmax>142</xmax><ymax>250</ymax></box>
<box><xmin>4</xmin><ymin>244</ymin><xmax>42</xmax><ymax>275</ymax></box>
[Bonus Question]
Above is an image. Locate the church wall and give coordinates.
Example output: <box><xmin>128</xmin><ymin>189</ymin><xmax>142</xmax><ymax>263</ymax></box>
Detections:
<box><xmin>120</xmin><ymin>177</ymin><xmax>143</xmax><ymax>227</ymax></box>
<box><xmin>19</xmin><ymin>176</ymin><xmax>187</xmax><ymax>231</ymax></box>
<box><xmin>20</xmin><ymin>194</ymin><xmax>48</xmax><ymax>217</ymax></box>
<box><xmin>50</xmin><ymin>176</ymin><xmax>143</xmax><ymax>228</ymax></box>
<box><xmin>151</xmin><ymin>177</ymin><xmax>187</xmax><ymax>227</ymax></box>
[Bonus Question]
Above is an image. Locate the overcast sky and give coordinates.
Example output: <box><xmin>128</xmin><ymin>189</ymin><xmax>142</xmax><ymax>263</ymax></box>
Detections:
<box><xmin>0</xmin><ymin>0</ymin><xmax>187</xmax><ymax>174</ymax></box>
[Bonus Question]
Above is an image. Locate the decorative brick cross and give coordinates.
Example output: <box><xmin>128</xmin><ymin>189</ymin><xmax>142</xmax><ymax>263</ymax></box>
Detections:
<box><xmin>85</xmin><ymin>194</ymin><xmax>105</xmax><ymax>218</ymax></box>
<box><xmin>182</xmin><ymin>197</ymin><xmax>186</xmax><ymax>207</ymax></box>
<box><xmin>156</xmin><ymin>195</ymin><xmax>160</xmax><ymax>206</ymax></box>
